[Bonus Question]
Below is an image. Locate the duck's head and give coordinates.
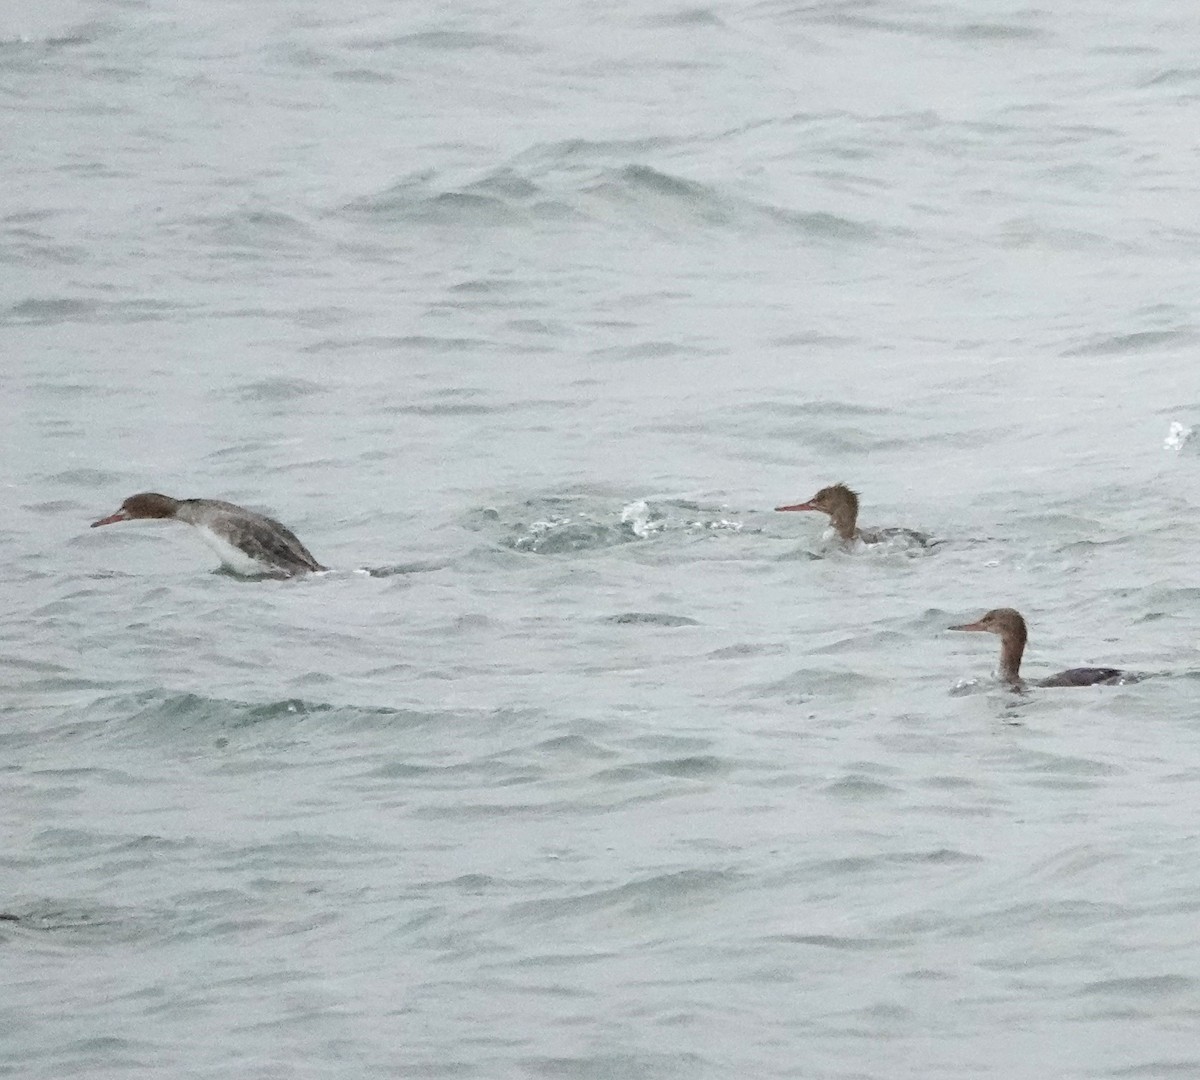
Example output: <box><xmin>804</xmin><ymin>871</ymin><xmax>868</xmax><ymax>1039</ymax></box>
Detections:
<box><xmin>775</xmin><ymin>483</ymin><xmax>858</xmax><ymax>520</ymax></box>
<box><xmin>950</xmin><ymin>607</ymin><xmax>1028</xmax><ymax>646</ymax></box>
<box><xmin>91</xmin><ymin>492</ymin><xmax>180</xmax><ymax>527</ymax></box>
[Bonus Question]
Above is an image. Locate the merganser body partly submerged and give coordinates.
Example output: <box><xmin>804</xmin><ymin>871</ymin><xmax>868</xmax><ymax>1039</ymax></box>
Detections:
<box><xmin>91</xmin><ymin>493</ymin><xmax>326</xmax><ymax>577</ymax></box>
<box><xmin>775</xmin><ymin>483</ymin><xmax>932</xmax><ymax>547</ymax></box>
<box><xmin>950</xmin><ymin>608</ymin><xmax>1131</xmax><ymax>688</ymax></box>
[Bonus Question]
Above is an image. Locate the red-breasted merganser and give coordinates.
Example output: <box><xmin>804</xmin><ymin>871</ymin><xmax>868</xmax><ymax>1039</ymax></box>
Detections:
<box><xmin>775</xmin><ymin>483</ymin><xmax>931</xmax><ymax>546</ymax></box>
<box><xmin>949</xmin><ymin>608</ymin><xmax>1130</xmax><ymax>688</ymax></box>
<box><xmin>91</xmin><ymin>493</ymin><xmax>326</xmax><ymax>577</ymax></box>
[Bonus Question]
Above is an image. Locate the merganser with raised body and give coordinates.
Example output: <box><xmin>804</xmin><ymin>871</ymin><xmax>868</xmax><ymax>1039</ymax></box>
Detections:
<box><xmin>949</xmin><ymin>608</ymin><xmax>1131</xmax><ymax>688</ymax></box>
<box><xmin>91</xmin><ymin>493</ymin><xmax>326</xmax><ymax>577</ymax></box>
<box><xmin>775</xmin><ymin>483</ymin><xmax>932</xmax><ymax>547</ymax></box>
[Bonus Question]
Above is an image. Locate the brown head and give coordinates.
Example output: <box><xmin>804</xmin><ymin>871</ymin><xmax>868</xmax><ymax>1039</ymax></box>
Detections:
<box><xmin>949</xmin><ymin>607</ymin><xmax>1027</xmax><ymax>682</ymax></box>
<box><xmin>91</xmin><ymin>493</ymin><xmax>182</xmax><ymax>528</ymax></box>
<box><xmin>775</xmin><ymin>483</ymin><xmax>859</xmax><ymax>539</ymax></box>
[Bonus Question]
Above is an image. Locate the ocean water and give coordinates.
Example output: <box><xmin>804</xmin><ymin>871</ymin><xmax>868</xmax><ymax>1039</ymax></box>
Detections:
<box><xmin>4</xmin><ymin>0</ymin><xmax>1200</xmax><ymax>1076</ymax></box>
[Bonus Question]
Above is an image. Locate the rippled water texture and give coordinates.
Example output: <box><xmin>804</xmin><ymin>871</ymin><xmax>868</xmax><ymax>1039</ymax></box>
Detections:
<box><xmin>5</xmin><ymin>1</ymin><xmax>1200</xmax><ymax>1076</ymax></box>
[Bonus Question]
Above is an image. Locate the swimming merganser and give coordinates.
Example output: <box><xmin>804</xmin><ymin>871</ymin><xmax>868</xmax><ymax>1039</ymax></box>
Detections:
<box><xmin>91</xmin><ymin>493</ymin><xmax>326</xmax><ymax>577</ymax></box>
<box><xmin>949</xmin><ymin>608</ymin><xmax>1130</xmax><ymax>688</ymax></box>
<box><xmin>775</xmin><ymin>483</ymin><xmax>931</xmax><ymax>546</ymax></box>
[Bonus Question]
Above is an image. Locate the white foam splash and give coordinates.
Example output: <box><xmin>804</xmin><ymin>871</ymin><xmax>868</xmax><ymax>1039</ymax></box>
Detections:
<box><xmin>620</xmin><ymin>499</ymin><xmax>665</xmax><ymax>538</ymax></box>
<box><xmin>1164</xmin><ymin>421</ymin><xmax>1192</xmax><ymax>451</ymax></box>
<box><xmin>510</xmin><ymin>518</ymin><xmax>569</xmax><ymax>551</ymax></box>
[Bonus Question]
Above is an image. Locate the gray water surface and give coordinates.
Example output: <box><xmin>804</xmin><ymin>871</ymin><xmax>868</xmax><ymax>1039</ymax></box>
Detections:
<box><xmin>5</xmin><ymin>1</ymin><xmax>1200</xmax><ymax>1077</ymax></box>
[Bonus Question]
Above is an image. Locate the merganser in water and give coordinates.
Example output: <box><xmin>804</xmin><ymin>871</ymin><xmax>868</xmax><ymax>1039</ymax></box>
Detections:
<box><xmin>949</xmin><ymin>608</ymin><xmax>1131</xmax><ymax>688</ymax></box>
<box><xmin>775</xmin><ymin>483</ymin><xmax>932</xmax><ymax>547</ymax></box>
<box><xmin>91</xmin><ymin>493</ymin><xmax>326</xmax><ymax>577</ymax></box>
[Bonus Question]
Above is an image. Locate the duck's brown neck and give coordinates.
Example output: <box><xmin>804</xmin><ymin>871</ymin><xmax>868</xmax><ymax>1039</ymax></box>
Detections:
<box><xmin>999</xmin><ymin>632</ymin><xmax>1024</xmax><ymax>684</ymax></box>
<box><xmin>828</xmin><ymin>502</ymin><xmax>858</xmax><ymax>541</ymax></box>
